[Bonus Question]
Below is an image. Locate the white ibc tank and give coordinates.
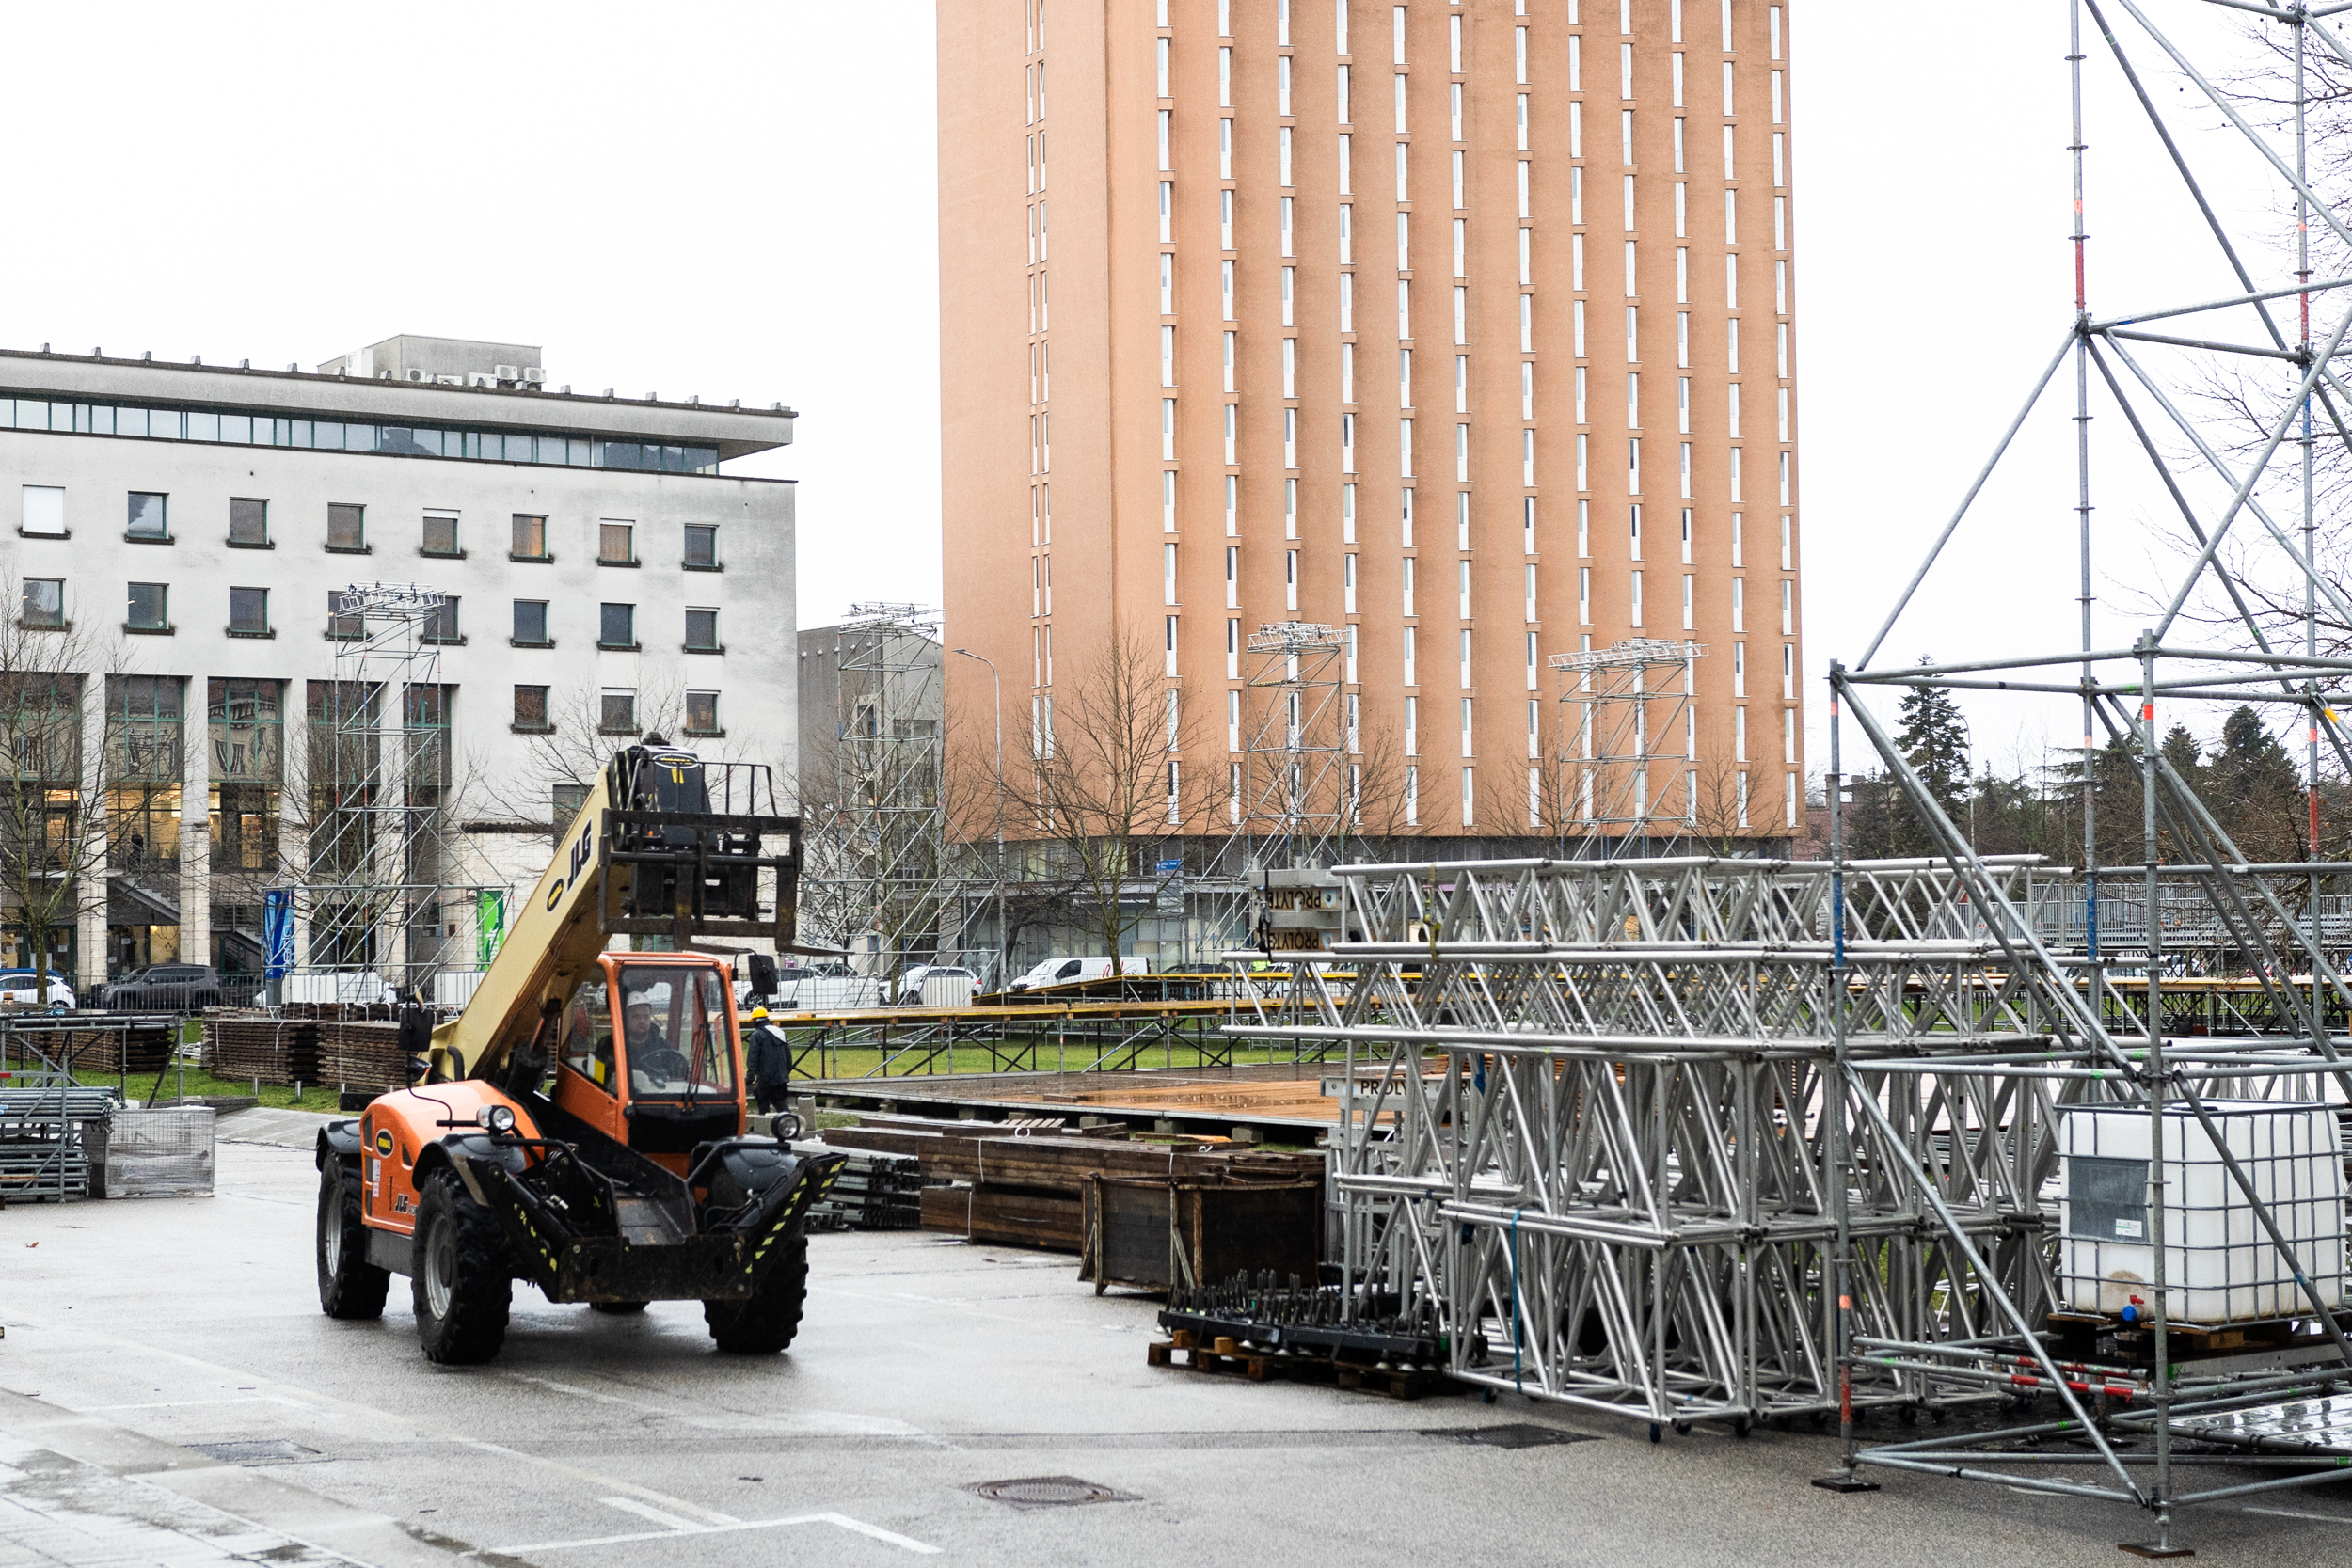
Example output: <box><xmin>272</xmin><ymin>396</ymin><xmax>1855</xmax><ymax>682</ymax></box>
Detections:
<box><xmin>2060</xmin><ymin>1101</ymin><xmax>2347</xmax><ymax>1325</ymax></box>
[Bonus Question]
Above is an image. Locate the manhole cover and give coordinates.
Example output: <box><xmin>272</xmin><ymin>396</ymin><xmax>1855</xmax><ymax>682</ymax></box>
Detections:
<box><xmin>185</xmin><ymin>1440</ymin><xmax>324</xmax><ymax>1465</ymax></box>
<box><xmin>1426</xmin><ymin>1423</ymin><xmax>1599</xmax><ymax>1450</ymax></box>
<box><xmin>967</xmin><ymin>1476</ymin><xmax>1130</xmax><ymax>1509</ymax></box>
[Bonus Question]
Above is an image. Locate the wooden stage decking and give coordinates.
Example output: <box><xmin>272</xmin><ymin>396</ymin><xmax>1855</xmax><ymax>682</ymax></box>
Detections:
<box><xmin>803</xmin><ymin>1061</ymin><xmax>1361</xmax><ymax>1139</ymax></box>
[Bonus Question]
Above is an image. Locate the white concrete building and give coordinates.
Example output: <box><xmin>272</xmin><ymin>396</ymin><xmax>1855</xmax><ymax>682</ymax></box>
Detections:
<box><xmin>0</xmin><ymin>336</ymin><xmax>795</xmax><ymax>993</ymax></box>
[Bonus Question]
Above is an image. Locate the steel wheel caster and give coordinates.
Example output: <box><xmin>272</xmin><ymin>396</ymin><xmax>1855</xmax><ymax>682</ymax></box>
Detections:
<box><xmin>1648</xmin><ymin>1422</ymin><xmax>1662</xmax><ymax>1444</ymax></box>
<box><xmin>1673</xmin><ymin>1419</ymin><xmax>1692</xmax><ymax>1437</ymax></box>
<box><xmin>1482</xmin><ymin>1388</ymin><xmax>1498</xmax><ymax>1404</ymax></box>
<box><xmin>1733</xmin><ymin>1417</ymin><xmax>1752</xmax><ymax>1439</ymax></box>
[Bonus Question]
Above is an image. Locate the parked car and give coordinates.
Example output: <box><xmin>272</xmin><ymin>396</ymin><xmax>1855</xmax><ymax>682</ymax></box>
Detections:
<box><xmin>0</xmin><ymin>970</ymin><xmax>76</xmax><ymax>1012</ymax></box>
<box><xmin>1007</xmin><ymin>955</ymin><xmax>1152</xmax><ymax>993</ymax></box>
<box><xmin>93</xmin><ymin>964</ymin><xmax>223</xmax><ymax>1012</ymax></box>
<box><xmin>897</xmin><ymin>965</ymin><xmax>978</xmax><ymax>1006</ymax></box>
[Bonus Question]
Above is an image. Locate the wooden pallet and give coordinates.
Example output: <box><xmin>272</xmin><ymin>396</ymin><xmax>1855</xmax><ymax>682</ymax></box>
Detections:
<box><xmin>1146</xmin><ymin>1329</ymin><xmax>1455</xmax><ymax>1400</ymax></box>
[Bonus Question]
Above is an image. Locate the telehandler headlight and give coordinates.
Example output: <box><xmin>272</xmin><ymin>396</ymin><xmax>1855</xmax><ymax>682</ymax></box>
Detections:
<box><xmin>477</xmin><ymin>1104</ymin><xmax>517</xmax><ymax>1134</ymax></box>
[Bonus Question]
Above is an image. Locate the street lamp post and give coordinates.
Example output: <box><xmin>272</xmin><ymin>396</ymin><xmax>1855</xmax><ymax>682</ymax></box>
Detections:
<box><xmin>952</xmin><ymin>648</ymin><xmax>1005</xmax><ymax>987</ymax></box>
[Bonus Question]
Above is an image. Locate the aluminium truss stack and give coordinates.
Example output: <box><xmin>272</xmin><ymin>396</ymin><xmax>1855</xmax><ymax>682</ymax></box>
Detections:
<box><xmin>1231</xmin><ymin>2</ymin><xmax>2352</xmax><ymax>1549</ymax></box>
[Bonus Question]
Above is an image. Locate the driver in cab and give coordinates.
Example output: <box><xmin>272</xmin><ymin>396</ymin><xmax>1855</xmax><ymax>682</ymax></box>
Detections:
<box><xmin>625</xmin><ymin>995</ymin><xmax>686</xmax><ymax>1090</ymax></box>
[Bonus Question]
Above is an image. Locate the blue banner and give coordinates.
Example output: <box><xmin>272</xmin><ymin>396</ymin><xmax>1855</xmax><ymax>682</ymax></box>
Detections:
<box><xmin>262</xmin><ymin>890</ymin><xmax>294</xmax><ymax>979</ymax></box>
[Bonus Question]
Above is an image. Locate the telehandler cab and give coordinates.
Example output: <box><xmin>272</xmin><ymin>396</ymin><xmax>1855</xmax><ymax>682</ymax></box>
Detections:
<box><xmin>312</xmin><ymin>740</ymin><xmax>842</xmax><ymax>1363</ymax></box>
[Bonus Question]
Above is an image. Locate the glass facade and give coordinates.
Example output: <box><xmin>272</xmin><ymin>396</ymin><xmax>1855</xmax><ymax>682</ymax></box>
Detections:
<box><xmin>0</xmin><ymin>395</ymin><xmax>722</xmax><ymax>476</ymax></box>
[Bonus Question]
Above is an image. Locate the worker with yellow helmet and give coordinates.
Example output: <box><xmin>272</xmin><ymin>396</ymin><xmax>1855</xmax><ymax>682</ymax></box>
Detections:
<box><xmin>744</xmin><ymin>1003</ymin><xmax>793</xmax><ymax>1113</ymax></box>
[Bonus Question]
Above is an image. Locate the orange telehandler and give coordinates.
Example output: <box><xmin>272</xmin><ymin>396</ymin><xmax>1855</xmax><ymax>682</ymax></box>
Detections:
<box><xmin>313</xmin><ymin>740</ymin><xmax>842</xmax><ymax>1363</ymax></box>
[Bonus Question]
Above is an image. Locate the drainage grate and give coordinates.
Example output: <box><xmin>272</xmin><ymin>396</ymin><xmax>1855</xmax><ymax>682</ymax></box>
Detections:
<box><xmin>967</xmin><ymin>1476</ymin><xmax>1130</xmax><ymax>1509</ymax></box>
<box><xmin>1426</xmin><ymin>1423</ymin><xmax>1599</xmax><ymax>1450</ymax></box>
<box><xmin>185</xmin><ymin>1440</ymin><xmax>324</xmax><ymax>1465</ymax></box>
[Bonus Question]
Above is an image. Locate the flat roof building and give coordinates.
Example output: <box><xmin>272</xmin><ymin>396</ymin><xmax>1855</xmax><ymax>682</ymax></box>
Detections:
<box><xmin>0</xmin><ymin>337</ymin><xmax>796</xmax><ymax>991</ymax></box>
<box><xmin>939</xmin><ymin>0</ymin><xmax>1804</xmax><ymax>921</ymax></box>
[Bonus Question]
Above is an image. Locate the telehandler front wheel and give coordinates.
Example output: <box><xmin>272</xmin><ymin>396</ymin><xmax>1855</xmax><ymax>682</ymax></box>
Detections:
<box><xmin>316</xmin><ymin>1161</ymin><xmax>389</xmax><ymax>1320</ymax></box>
<box><xmin>412</xmin><ymin>1167</ymin><xmax>513</xmax><ymax>1365</ymax></box>
<box><xmin>704</xmin><ymin>1234</ymin><xmax>810</xmax><ymax>1354</ymax></box>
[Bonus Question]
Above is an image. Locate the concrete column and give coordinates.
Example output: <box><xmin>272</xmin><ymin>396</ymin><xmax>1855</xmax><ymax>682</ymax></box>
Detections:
<box><xmin>178</xmin><ymin>683</ymin><xmax>210</xmax><ymax>968</ymax></box>
<box><xmin>76</xmin><ymin>678</ymin><xmax>106</xmax><ymax>996</ymax></box>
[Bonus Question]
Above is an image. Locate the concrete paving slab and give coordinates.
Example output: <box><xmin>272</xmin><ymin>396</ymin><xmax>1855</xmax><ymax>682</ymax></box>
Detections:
<box><xmin>1</xmin><ymin>1138</ymin><xmax>2349</xmax><ymax>1565</ymax></box>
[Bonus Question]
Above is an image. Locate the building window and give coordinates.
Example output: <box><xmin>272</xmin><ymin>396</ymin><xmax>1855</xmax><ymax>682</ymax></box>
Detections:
<box><xmin>21</xmin><ymin>578</ymin><xmax>64</xmax><ymax>628</ymax></box>
<box><xmin>126</xmin><ymin>581</ymin><xmax>168</xmax><ymax>633</ymax></box>
<box><xmin>599</xmin><ymin>689</ymin><xmax>638</xmax><ymax>734</ymax></box>
<box><xmin>326</xmin><ymin>502</ymin><xmax>366</xmax><ymax>551</ymax></box>
<box><xmin>422</xmin><ymin>596</ymin><xmax>461</xmax><ymax>644</ymax></box>
<box><xmin>229</xmin><ymin>497</ymin><xmax>269</xmax><ymax>546</ymax></box>
<box><xmin>685</xmin><ymin>607</ymin><xmax>721</xmax><ymax>652</ymax></box>
<box><xmin>229</xmin><ymin>586</ymin><xmax>270</xmax><ymax>636</ymax></box>
<box><xmin>598</xmin><ymin>520</ymin><xmax>636</xmax><ymax>564</ymax></box>
<box><xmin>127</xmin><ymin>491</ymin><xmax>168</xmax><ymax>540</ymax></box>
<box><xmin>513</xmin><ymin>600</ymin><xmax>550</xmax><ymax>646</ymax></box>
<box><xmin>512</xmin><ymin>514</ymin><xmax>549</xmax><ymax>561</ymax></box>
<box><xmin>685</xmin><ymin>690</ymin><xmax>722</xmax><ymax>736</ymax></box>
<box><xmin>684</xmin><ymin>523</ymin><xmax>720</xmax><ymax>569</ymax></box>
<box><xmin>599</xmin><ymin>603</ymin><xmax>637</xmax><ymax>650</ymax></box>
<box><xmin>513</xmin><ymin>685</ymin><xmax>551</xmax><ymax>733</ymax></box>
<box><xmin>21</xmin><ymin>485</ymin><xmax>65</xmax><ymax>537</ymax></box>
<box><xmin>421</xmin><ymin>513</ymin><xmax>461</xmax><ymax>556</ymax></box>
<box><xmin>325</xmin><ymin>590</ymin><xmax>361</xmax><ymax>641</ymax></box>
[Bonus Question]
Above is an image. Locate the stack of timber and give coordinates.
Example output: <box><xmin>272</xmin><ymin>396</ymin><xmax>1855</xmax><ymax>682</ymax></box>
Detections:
<box><xmin>315</xmin><ymin>1022</ymin><xmax>409</xmax><ymax>1090</ymax></box>
<box><xmin>202</xmin><ymin>1016</ymin><xmax>319</xmax><ymax>1086</ymax></box>
<box><xmin>2</xmin><ymin>1022</ymin><xmax>173</xmax><ymax>1076</ymax></box>
<box><xmin>821</xmin><ymin>1113</ymin><xmax>1324</xmax><ymax>1256</ymax></box>
<box><xmin>285</xmin><ymin>1002</ymin><xmax>399</xmax><ymax>1022</ymax></box>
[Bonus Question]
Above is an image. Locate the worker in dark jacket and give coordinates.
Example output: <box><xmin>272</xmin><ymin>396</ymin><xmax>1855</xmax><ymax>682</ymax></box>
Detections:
<box><xmin>744</xmin><ymin>1006</ymin><xmax>794</xmax><ymax>1113</ymax></box>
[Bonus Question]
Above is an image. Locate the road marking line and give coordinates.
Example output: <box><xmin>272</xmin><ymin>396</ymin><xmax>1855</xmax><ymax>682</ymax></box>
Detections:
<box><xmin>596</xmin><ymin>1497</ymin><xmax>704</xmax><ymax>1531</ymax></box>
<box><xmin>487</xmin><ymin>1511</ymin><xmax>941</xmax><ymax>1556</ymax></box>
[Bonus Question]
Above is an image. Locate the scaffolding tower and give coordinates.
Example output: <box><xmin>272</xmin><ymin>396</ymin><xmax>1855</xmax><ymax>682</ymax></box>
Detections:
<box><xmin>798</xmin><ymin>603</ymin><xmax>974</xmax><ymax>982</ymax></box>
<box><xmin>1240</xmin><ymin>621</ymin><xmax>1352</xmax><ymax>874</ymax></box>
<box><xmin>280</xmin><ymin>584</ymin><xmax>487</xmax><ymax>1004</ymax></box>
<box><xmin>1547</xmin><ymin>638</ymin><xmax>1707</xmax><ymax>855</ymax></box>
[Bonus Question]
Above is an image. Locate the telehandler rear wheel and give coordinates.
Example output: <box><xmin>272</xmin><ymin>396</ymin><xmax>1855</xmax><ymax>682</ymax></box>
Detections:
<box><xmin>316</xmin><ymin>1162</ymin><xmax>389</xmax><ymax>1320</ymax></box>
<box><xmin>703</xmin><ymin>1234</ymin><xmax>810</xmax><ymax>1354</ymax></box>
<box><xmin>412</xmin><ymin>1167</ymin><xmax>513</xmax><ymax>1364</ymax></box>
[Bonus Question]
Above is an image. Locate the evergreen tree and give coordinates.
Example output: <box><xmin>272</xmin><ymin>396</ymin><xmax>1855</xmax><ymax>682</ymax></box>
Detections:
<box><xmin>2209</xmin><ymin>705</ymin><xmax>2307</xmax><ymax>862</ymax></box>
<box><xmin>1892</xmin><ymin>657</ymin><xmax>1970</xmax><ymax>853</ymax></box>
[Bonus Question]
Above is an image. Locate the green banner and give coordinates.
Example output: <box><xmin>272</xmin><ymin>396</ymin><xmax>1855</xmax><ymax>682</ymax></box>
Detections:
<box><xmin>476</xmin><ymin>889</ymin><xmax>507</xmax><ymax>966</ymax></box>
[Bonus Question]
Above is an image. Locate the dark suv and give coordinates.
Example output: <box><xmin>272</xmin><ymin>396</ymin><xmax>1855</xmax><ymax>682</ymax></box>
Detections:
<box><xmin>95</xmin><ymin>964</ymin><xmax>224</xmax><ymax>1011</ymax></box>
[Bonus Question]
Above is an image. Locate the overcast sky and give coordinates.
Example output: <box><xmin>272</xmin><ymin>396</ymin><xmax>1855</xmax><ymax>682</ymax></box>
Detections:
<box><xmin>0</xmin><ymin>1</ymin><xmax>2315</xmax><ymax>778</ymax></box>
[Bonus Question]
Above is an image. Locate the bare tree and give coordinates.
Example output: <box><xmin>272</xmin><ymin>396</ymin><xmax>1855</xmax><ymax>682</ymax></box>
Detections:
<box><xmin>1015</xmin><ymin>630</ymin><xmax>1215</xmax><ymax>961</ymax></box>
<box><xmin>0</xmin><ymin>578</ymin><xmax>131</xmax><ymax>989</ymax></box>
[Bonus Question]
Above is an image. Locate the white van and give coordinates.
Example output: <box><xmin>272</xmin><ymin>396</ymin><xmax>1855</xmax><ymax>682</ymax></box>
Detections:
<box><xmin>1007</xmin><ymin>955</ymin><xmax>1151</xmax><ymax>993</ymax></box>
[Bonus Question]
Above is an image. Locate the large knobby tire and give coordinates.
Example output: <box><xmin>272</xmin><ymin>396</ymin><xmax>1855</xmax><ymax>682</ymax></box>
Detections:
<box><xmin>316</xmin><ymin>1162</ymin><xmax>389</xmax><ymax>1320</ymax></box>
<box><xmin>704</xmin><ymin>1234</ymin><xmax>809</xmax><ymax>1354</ymax></box>
<box><xmin>411</xmin><ymin>1167</ymin><xmax>514</xmax><ymax>1365</ymax></box>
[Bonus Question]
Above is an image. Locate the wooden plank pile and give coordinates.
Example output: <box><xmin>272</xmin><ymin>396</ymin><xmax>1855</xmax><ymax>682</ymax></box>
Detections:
<box><xmin>821</xmin><ymin>1112</ymin><xmax>1325</xmax><ymax>1256</ymax></box>
<box><xmin>315</xmin><ymin>1022</ymin><xmax>410</xmax><ymax>1090</ymax></box>
<box><xmin>4</xmin><ymin>1023</ymin><xmax>173</xmax><ymax>1075</ymax></box>
<box><xmin>202</xmin><ymin>1016</ymin><xmax>318</xmax><ymax>1086</ymax></box>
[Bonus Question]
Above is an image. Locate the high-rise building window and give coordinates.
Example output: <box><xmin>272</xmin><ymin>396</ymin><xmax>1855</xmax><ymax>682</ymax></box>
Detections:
<box><xmin>513</xmin><ymin>685</ymin><xmax>550</xmax><ymax>732</ymax></box>
<box><xmin>127</xmin><ymin>582</ymin><xmax>168</xmax><ymax>632</ymax></box>
<box><xmin>684</xmin><ymin>523</ymin><xmax>720</xmax><ymax>568</ymax></box>
<box><xmin>327</xmin><ymin>502</ymin><xmax>365</xmax><ymax>552</ymax></box>
<box><xmin>685</xmin><ymin>608</ymin><xmax>721</xmax><ymax>652</ymax></box>
<box><xmin>513</xmin><ymin>600</ymin><xmax>550</xmax><ymax>646</ymax></box>
<box><xmin>20</xmin><ymin>578</ymin><xmax>64</xmax><ymax>629</ymax></box>
<box><xmin>687</xmin><ymin>690</ymin><xmax>722</xmax><ymax>736</ymax></box>
<box><xmin>421</xmin><ymin>512</ymin><xmax>460</xmax><ymax>557</ymax></box>
<box><xmin>600</xmin><ymin>689</ymin><xmax>638</xmax><ymax>735</ymax></box>
<box><xmin>599</xmin><ymin>521</ymin><xmax>635</xmax><ymax>564</ymax></box>
<box><xmin>599</xmin><ymin>603</ymin><xmax>637</xmax><ymax>650</ymax></box>
<box><xmin>229</xmin><ymin>586</ymin><xmax>269</xmax><ymax>636</ymax></box>
<box><xmin>127</xmin><ymin>491</ymin><xmax>168</xmax><ymax>540</ymax></box>
<box><xmin>512</xmin><ymin>514</ymin><xmax>548</xmax><ymax>561</ymax></box>
<box><xmin>230</xmin><ymin>497</ymin><xmax>268</xmax><ymax>546</ymax></box>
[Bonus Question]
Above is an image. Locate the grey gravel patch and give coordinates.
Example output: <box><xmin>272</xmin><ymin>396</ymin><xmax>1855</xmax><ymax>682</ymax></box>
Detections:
<box><xmin>967</xmin><ymin>1475</ymin><xmax>1133</xmax><ymax>1508</ymax></box>
<box><xmin>1426</xmin><ymin>1423</ymin><xmax>1600</xmax><ymax>1450</ymax></box>
<box><xmin>183</xmin><ymin>1439</ymin><xmax>325</xmax><ymax>1465</ymax></box>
